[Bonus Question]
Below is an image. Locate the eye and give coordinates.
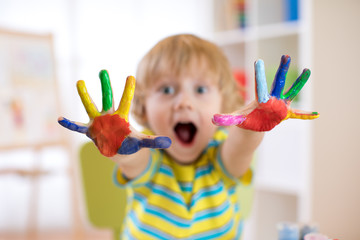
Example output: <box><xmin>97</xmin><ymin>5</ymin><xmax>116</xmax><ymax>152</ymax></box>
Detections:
<box><xmin>160</xmin><ymin>86</ymin><xmax>175</xmax><ymax>95</ymax></box>
<box><xmin>196</xmin><ymin>86</ymin><xmax>208</xmax><ymax>94</ymax></box>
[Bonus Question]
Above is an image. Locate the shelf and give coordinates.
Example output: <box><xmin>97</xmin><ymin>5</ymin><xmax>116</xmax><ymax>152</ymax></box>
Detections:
<box><xmin>212</xmin><ymin>21</ymin><xmax>301</xmax><ymax>46</ymax></box>
<box><xmin>212</xmin><ymin>1</ymin><xmax>312</xmax><ymax>236</ymax></box>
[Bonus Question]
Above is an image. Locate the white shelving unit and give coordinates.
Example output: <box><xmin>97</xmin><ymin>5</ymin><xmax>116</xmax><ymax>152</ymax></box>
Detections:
<box><xmin>210</xmin><ymin>0</ymin><xmax>313</xmax><ymax>239</ymax></box>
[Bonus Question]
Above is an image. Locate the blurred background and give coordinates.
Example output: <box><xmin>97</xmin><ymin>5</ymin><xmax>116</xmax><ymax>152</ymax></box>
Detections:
<box><xmin>0</xmin><ymin>0</ymin><xmax>359</xmax><ymax>239</ymax></box>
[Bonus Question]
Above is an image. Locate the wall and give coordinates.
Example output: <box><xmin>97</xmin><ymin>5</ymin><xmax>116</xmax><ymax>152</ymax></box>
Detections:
<box><xmin>312</xmin><ymin>1</ymin><xmax>360</xmax><ymax>239</ymax></box>
<box><xmin>0</xmin><ymin>0</ymin><xmax>212</xmax><ymax>233</ymax></box>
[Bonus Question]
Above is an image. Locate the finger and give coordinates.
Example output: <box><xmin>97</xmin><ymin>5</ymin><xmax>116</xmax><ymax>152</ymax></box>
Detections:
<box><xmin>212</xmin><ymin>114</ymin><xmax>246</xmax><ymax>126</ymax></box>
<box><xmin>284</xmin><ymin>109</ymin><xmax>319</xmax><ymax>120</ymax></box>
<box><xmin>58</xmin><ymin>117</ymin><xmax>88</xmax><ymax>133</ymax></box>
<box><xmin>99</xmin><ymin>70</ymin><xmax>113</xmax><ymax>112</ymax></box>
<box><xmin>114</xmin><ymin>76</ymin><xmax>136</xmax><ymax>122</ymax></box>
<box><xmin>270</xmin><ymin>55</ymin><xmax>291</xmax><ymax>98</ymax></box>
<box><xmin>77</xmin><ymin>80</ymin><xmax>101</xmax><ymax>119</ymax></box>
<box><xmin>283</xmin><ymin>69</ymin><xmax>311</xmax><ymax>101</ymax></box>
<box><xmin>255</xmin><ymin>59</ymin><xmax>270</xmax><ymax>103</ymax></box>
<box><xmin>117</xmin><ymin>136</ymin><xmax>171</xmax><ymax>155</ymax></box>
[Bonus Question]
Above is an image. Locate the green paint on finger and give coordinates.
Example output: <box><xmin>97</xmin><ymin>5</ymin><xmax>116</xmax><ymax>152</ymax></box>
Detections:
<box><xmin>99</xmin><ymin>70</ymin><xmax>113</xmax><ymax>111</ymax></box>
<box><xmin>283</xmin><ymin>69</ymin><xmax>310</xmax><ymax>101</ymax></box>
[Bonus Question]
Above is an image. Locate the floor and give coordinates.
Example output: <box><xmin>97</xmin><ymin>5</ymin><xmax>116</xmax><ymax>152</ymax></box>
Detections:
<box><xmin>0</xmin><ymin>229</ymin><xmax>113</xmax><ymax>240</ymax></box>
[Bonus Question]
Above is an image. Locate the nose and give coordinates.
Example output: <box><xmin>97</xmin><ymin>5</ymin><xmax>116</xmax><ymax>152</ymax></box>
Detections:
<box><xmin>173</xmin><ymin>91</ymin><xmax>194</xmax><ymax>111</ymax></box>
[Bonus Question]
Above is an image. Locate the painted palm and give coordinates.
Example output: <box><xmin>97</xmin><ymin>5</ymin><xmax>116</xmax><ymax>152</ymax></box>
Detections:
<box><xmin>212</xmin><ymin>55</ymin><xmax>319</xmax><ymax>131</ymax></box>
<box><xmin>58</xmin><ymin>70</ymin><xmax>171</xmax><ymax>156</ymax></box>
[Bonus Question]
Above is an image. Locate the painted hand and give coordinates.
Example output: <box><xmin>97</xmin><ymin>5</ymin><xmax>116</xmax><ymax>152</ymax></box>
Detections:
<box><xmin>212</xmin><ymin>55</ymin><xmax>319</xmax><ymax>131</ymax></box>
<box><xmin>58</xmin><ymin>70</ymin><xmax>171</xmax><ymax>156</ymax></box>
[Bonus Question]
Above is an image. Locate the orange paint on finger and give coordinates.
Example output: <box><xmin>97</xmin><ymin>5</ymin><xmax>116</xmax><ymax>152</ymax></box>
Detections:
<box><xmin>88</xmin><ymin>114</ymin><xmax>131</xmax><ymax>157</ymax></box>
<box><xmin>239</xmin><ymin>98</ymin><xmax>288</xmax><ymax>131</ymax></box>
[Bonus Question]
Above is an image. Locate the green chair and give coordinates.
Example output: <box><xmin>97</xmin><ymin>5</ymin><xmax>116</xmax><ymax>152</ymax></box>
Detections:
<box><xmin>79</xmin><ymin>142</ymin><xmax>127</xmax><ymax>240</ymax></box>
<box><xmin>237</xmin><ymin>157</ymin><xmax>256</xmax><ymax>220</ymax></box>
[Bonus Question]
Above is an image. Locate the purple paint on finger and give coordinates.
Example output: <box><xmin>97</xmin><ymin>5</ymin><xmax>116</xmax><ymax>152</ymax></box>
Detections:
<box><xmin>212</xmin><ymin>114</ymin><xmax>246</xmax><ymax>126</ymax></box>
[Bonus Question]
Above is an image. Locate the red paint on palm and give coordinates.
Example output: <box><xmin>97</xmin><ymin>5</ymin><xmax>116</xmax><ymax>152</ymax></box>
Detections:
<box><xmin>238</xmin><ymin>97</ymin><xmax>288</xmax><ymax>131</ymax></box>
<box><xmin>88</xmin><ymin>114</ymin><xmax>131</xmax><ymax>157</ymax></box>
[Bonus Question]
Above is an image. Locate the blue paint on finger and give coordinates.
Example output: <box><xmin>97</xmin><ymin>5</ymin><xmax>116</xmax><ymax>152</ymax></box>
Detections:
<box><xmin>270</xmin><ymin>55</ymin><xmax>291</xmax><ymax>98</ymax></box>
<box><xmin>58</xmin><ymin>117</ymin><xmax>88</xmax><ymax>133</ymax></box>
<box><xmin>141</xmin><ymin>137</ymin><xmax>172</xmax><ymax>149</ymax></box>
<box><xmin>117</xmin><ymin>136</ymin><xmax>172</xmax><ymax>155</ymax></box>
<box><xmin>118</xmin><ymin>137</ymin><xmax>141</xmax><ymax>155</ymax></box>
<box><xmin>255</xmin><ymin>60</ymin><xmax>269</xmax><ymax>103</ymax></box>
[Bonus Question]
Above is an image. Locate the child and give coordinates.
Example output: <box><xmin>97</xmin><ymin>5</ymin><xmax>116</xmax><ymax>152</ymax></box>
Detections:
<box><xmin>59</xmin><ymin>34</ymin><xmax>318</xmax><ymax>239</ymax></box>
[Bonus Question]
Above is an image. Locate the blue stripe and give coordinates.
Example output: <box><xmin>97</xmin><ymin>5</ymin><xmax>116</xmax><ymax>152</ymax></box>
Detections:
<box><xmin>195</xmin><ymin>164</ymin><xmax>213</xmax><ymax>179</ymax></box>
<box><xmin>158</xmin><ymin>164</ymin><xmax>173</xmax><ymax>177</ymax></box>
<box><xmin>236</xmin><ymin>220</ymin><xmax>244</xmax><ymax>240</ymax></box>
<box><xmin>145</xmin><ymin>182</ymin><xmax>186</xmax><ymax>207</ymax></box>
<box><xmin>133</xmin><ymin>193</ymin><xmax>190</xmax><ymax>228</ymax></box>
<box><xmin>113</xmin><ymin>149</ymin><xmax>162</xmax><ymax>188</ymax></box>
<box><xmin>133</xmin><ymin>192</ymin><xmax>233</xmax><ymax>228</ymax></box>
<box><xmin>126</xmin><ymin>213</ymin><xmax>240</xmax><ymax>240</ymax></box>
<box><xmin>122</xmin><ymin>227</ymin><xmax>137</xmax><ymax>240</ymax></box>
<box><xmin>228</xmin><ymin>186</ymin><xmax>236</xmax><ymax>195</ymax></box>
<box><xmin>207</xmin><ymin>140</ymin><xmax>220</xmax><ymax>148</ymax></box>
<box><xmin>193</xmin><ymin>201</ymin><xmax>231</xmax><ymax>222</ymax></box>
<box><xmin>190</xmin><ymin>181</ymin><xmax>224</xmax><ymax>207</ymax></box>
<box><xmin>128</xmin><ymin>212</ymin><xmax>174</xmax><ymax>240</ymax></box>
<box><xmin>234</xmin><ymin>202</ymin><xmax>239</xmax><ymax>213</ymax></box>
<box><xmin>179</xmin><ymin>182</ymin><xmax>193</xmax><ymax>192</ymax></box>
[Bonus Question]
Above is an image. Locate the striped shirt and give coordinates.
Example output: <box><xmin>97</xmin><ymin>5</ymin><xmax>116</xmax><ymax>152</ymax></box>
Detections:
<box><xmin>114</xmin><ymin>128</ymin><xmax>252</xmax><ymax>240</ymax></box>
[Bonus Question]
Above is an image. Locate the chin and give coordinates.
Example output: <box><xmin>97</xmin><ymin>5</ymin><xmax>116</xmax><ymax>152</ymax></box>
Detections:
<box><xmin>166</xmin><ymin>145</ymin><xmax>203</xmax><ymax>165</ymax></box>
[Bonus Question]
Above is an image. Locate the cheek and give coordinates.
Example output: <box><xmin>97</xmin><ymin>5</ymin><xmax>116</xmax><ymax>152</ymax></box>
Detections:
<box><xmin>202</xmin><ymin>94</ymin><xmax>222</xmax><ymax>114</ymax></box>
<box><xmin>144</xmin><ymin>97</ymin><xmax>169</xmax><ymax>131</ymax></box>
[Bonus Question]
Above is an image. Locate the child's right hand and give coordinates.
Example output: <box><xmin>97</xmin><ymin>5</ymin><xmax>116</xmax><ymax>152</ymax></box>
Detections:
<box><xmin>58</xmin><ymin>70</ymin><xmax>171</xmax><ymax>157</ymax></box>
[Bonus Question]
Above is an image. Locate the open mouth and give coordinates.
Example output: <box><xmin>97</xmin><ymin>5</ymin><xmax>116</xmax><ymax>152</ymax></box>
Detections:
<box><xmin>174</xmin><ymin>123</ymin><xmax>197</xmax><ymax>145</ymax></box>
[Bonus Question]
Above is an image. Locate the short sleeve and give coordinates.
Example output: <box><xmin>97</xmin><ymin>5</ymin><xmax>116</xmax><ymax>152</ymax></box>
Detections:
<box><xmin>214</xmin><ymin>146</ymin><xmax>254</xmax><ymax>187</ymax></box>
<box><xmin>113</xmin><ymin>149</ymin><xmax>162</xmax><ymax>188</ymax></box>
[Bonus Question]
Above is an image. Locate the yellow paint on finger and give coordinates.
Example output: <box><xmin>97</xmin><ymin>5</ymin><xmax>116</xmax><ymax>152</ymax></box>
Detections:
<box><xmin>285</xmin><ymin>110</ymin><xmax>319</xmax><ymax>120</ymax></box>
<box><xmin>115</xmin><ymin>76</ymin><xmax>136</xmax><ymax>121</ymax></box>
<box><xmin>77</xmin><ymin>80</ymin><xmax>100</xmax><ymax>119</ymax></box>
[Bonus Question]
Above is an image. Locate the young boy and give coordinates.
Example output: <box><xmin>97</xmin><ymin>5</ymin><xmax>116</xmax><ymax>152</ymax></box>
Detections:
<box><xmin>59</xmin><ymin>34</ymin><xmax>318</xmax><ymax>239</ymax></box>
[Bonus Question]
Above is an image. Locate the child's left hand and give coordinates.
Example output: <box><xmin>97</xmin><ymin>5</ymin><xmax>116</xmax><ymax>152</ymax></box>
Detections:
<box><xmin>212</xmin><ymin>55</ymin><xmax>319</xmax><ymax>131</ymax></box>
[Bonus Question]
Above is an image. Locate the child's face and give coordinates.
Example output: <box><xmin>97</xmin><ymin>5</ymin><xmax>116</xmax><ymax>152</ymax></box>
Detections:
<box><xmin>144</xmin><ymin>72</ymin><xmax>222</xmax><ymax>164</ymax></box>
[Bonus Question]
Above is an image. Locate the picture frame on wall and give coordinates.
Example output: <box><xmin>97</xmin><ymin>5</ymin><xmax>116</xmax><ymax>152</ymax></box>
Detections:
<box><xmin>0</xmin><ymin>28</ymin><xmax>62</xmax><ymax>149</ymax></box>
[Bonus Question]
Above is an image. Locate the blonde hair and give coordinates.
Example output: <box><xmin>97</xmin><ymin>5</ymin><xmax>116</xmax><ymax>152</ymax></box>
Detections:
<box><xmin>132</xmin><ymin>34</ymin><xmax>244</xmax><ymax>127</ymax></box>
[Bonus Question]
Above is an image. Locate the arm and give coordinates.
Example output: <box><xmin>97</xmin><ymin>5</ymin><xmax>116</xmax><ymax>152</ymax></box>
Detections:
<box><xmin>58</xmin><ymin>70</ymin><xmax>171</xmax><ymax>179</ymax></box>
<box><xmin>214</xmin><ymin>55</ymin><xmax>319</xmax><ymax>178</ymax></box>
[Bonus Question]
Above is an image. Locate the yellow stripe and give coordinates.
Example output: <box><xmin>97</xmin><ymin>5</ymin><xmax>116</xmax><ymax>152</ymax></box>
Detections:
<box><xmin>134</xmin><ymin>189</ymin><xmax>189</xmax><ymax>219</ymax></box>
<box><xmin>192</xmin><ymin>191</ymin><xmax>228</xmax><ymax>212</ymax></box>
<box><xmin>130</xmin><ymin>204</ymin><xmax>190</xmax><ymax>238</ymax></box>
<box><xmin>191</xmin><ymin>206</ymin><xmax>235</xmax><ymax>233</ymax></box>
<box><xmin>76</xmin><ymin>80</ymin><xmax>100</xmax><ymax>119</ymax></box>
<box><xmin>115</xmin><ymin>76</ymin><xmax>136</xmax><ymax>121</ymax></box>
<box><xmin>192</xmin><ymin>174</ymin><xmax>220</xmax><ymax>192</ymax></box>
<box><xmin>239</xmin><ymin>168</ymin><xmax>253</xmax><ymax>185</ymax></box>
<box><xmin>130</xmin><ymin>201</ymin><xmax>239</xmax><ymax>238</ymax></box>
<box><xmin>130</xmin><ymin>195</ymin><xmax>239</xmax><ymax>238</ymax></box>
